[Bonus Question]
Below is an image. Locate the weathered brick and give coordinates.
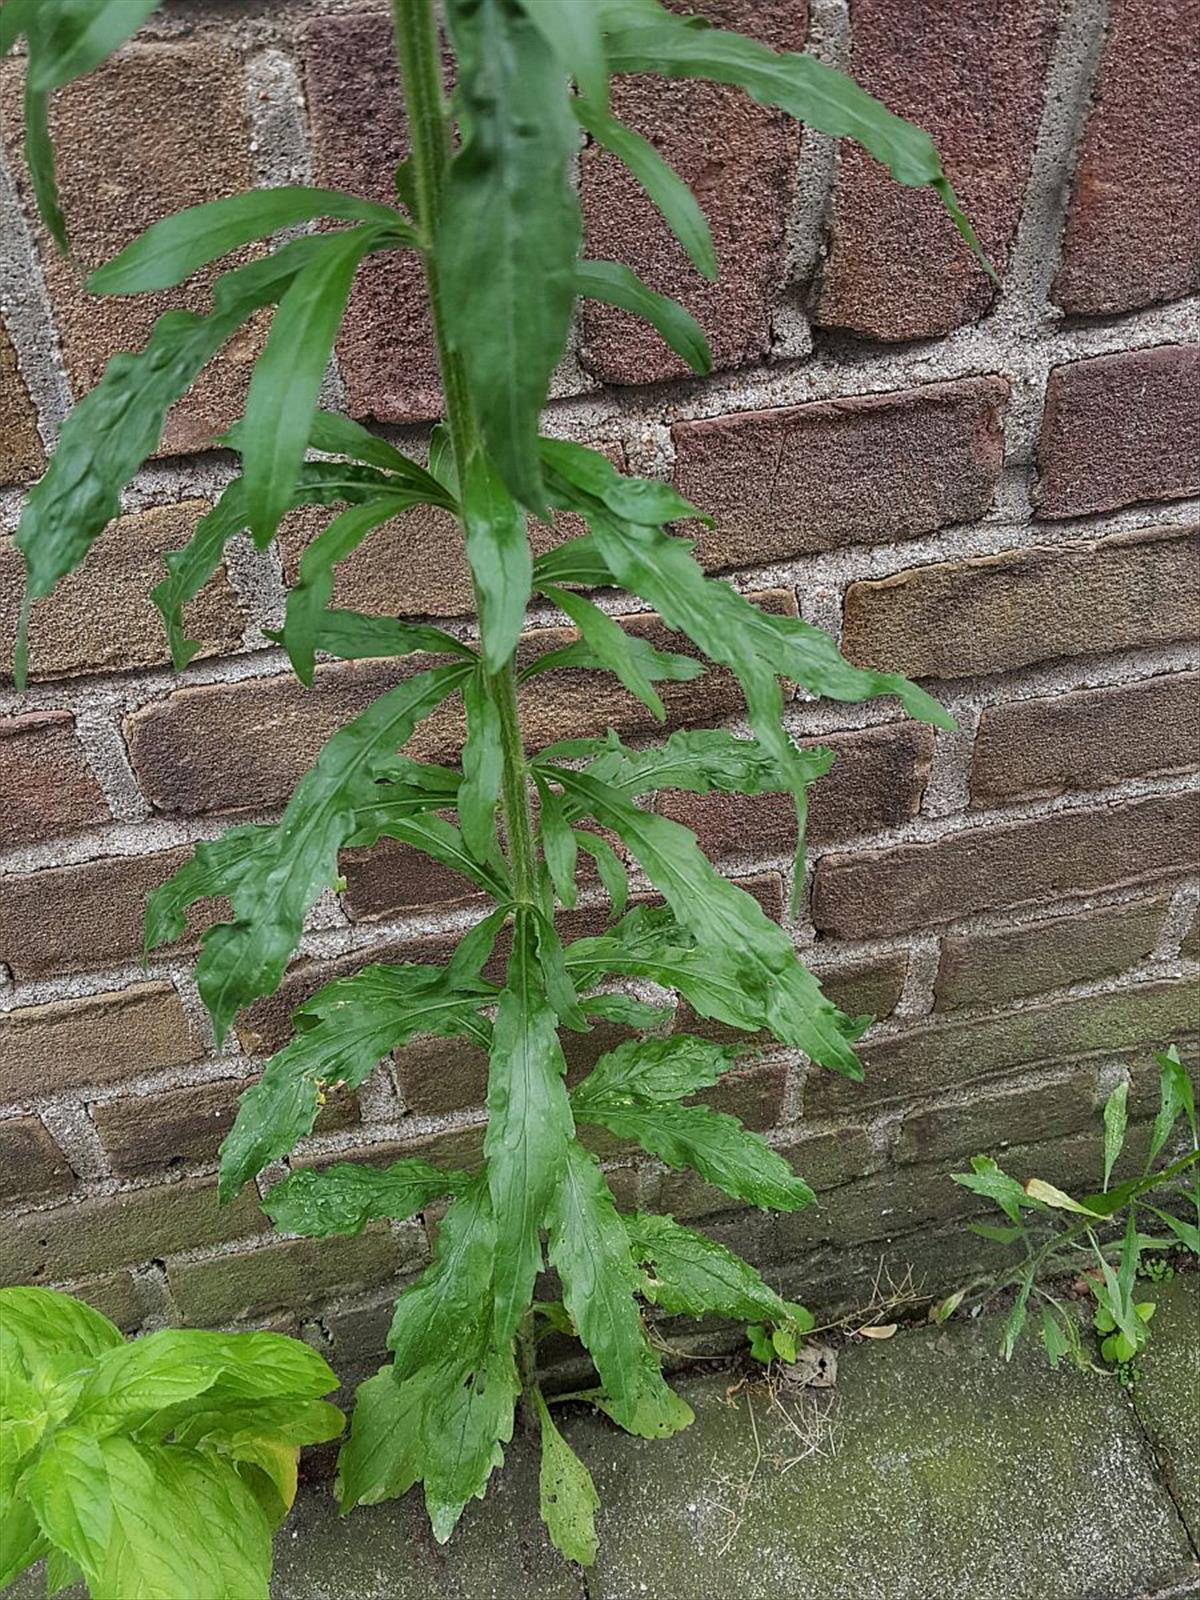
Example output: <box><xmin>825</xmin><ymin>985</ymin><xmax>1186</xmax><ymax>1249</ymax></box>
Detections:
<box><xmin>843</xmin><ymin>525</ymin><xmax>1200</xmax><ymax>680</ymax></box>
<box><xmin>894</xmin><ymin>1068</ymin><xmax>1102</xmax><ymax>1165</ymax></box>
<box><xmin>0</xmin><ymin>1117</ymin><xmax>75</xmax><ymax>1205</ymax></box>
<box><xmin>0</xmin><ymin>982</ymin><xmax>202</xmax><ymax>1101</ymax></box>
<box><xmin>805</xmin><ymin>979</ymin><xmax>1197</xmax><ymax>1114</ymax></box>
<box><xmin>0</xmin><ymin>322</ymin><xmax>43</xmax><ymax>486</ymax></box>
<box><xmin>1183</xmin><ymin>911</ymin><xmax>1200</xmax><ymax>963</ymax></box>
<box><xmin>168</xmin><ymin>1227</ymin><xmax>424</xmax><ymax>1327</ymax></box>
<box><xmin>0</xmin><ymin>711</ymin><xmax>108</xmax><ymax>849</ymax></box>
<box><xmin>301</xmin><ymin>13</ymin><xmax>441</xmax><ymax>421</ymax></box>
<box><xmin>579</xmin><ymin>0</ymin><xmax>806</xmax><ymax>383</ymax></box>
<box><xmin>92</xmin><ymin>1078</ymin><xmax>359</xmax><ymax>1180</ymax></box>
<box><xmin>65</xmin><ymin>1272</ymin><xmax>141</xmax><ymax>1333</ymax></box>
<box><xmin>772</xmin><ymin>1160</ymin><xmax>982</xmax><ymax>1253</ymax></box>
<box><xmin>0</xmin><ymin>845</ymin><xmax>223</xmax><ymax>981</ymax></box>
<box><xmin>815</xmin><ymin>0</ymin><xmax>1056</xmax><ymax>339</ymax></box>
<box><xmin>657</xmin><ymin>721</ymin><xmax>934</xmax><ymax>858</ymax></box>
<box><xmin>972</xmin><ymin>673</ymin><xmax>1200</xmax><ymax>804</ymax></box>
<box><xmin>814</xmin><ymin>791</ymin><xmax>1200</xmax><ymax>939</ymax></box>
<box><xmin>0</xmin><ymin>1177</ymin><xmax>267</xmax><ymax>1287</ymax></box>
<box><xmin>0</xmin><ymin>46</ymin><xmax>259</xmax><ymax>455</ymax></box>
<box><xmin>1054</xmin><ymin>0</ymin><xmax>1200</xmax><ymax>315</ymax></box>
<box><xmin>1035</xmin><ymin>346</ymin><xmax>1200</xmax><ymax>518</ymax></box>
<box><xmin>340</xmin><ymin>836</ymin><xmax>488</xmax><ymax>923</ymax></box>
<box><xmin>303</xmin><ymin>1122</ymin><xmax>488</xmax><ymax>1181</ymax></box>
<box><xmin>1</xmin><ymin>504</ymin><xmax>241</xmax><ymax>683</ymax></box>
<box><xmin>671</xmin><ymin>379</ymin><xmax>1006</xmax><ymax>567</ymax></box>
<box><xmin>808</xmin><ymin>948</ymin><xmax>908</xmax><ymax>1023</ymax></box>
<box><xmin>126</xmin><ymin>592</ymin><xmax>796</xmax><ymax>814</ymax></box>
<box><xmin>394</xmin><ymin>1035</ymin><xmax>489</xmax><ymax>1118</ymax></box>
<box><xmin>934</xmin><ymin>898</ymin><xmax>1170</xmax><ymax>1011</ymax></box>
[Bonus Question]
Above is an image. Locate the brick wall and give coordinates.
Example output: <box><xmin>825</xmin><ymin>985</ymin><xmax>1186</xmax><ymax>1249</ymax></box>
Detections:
<box><xmin>0</xmin><ymin>0</ymin><xmax>1197</xmax><ymax>1372</ymax></box>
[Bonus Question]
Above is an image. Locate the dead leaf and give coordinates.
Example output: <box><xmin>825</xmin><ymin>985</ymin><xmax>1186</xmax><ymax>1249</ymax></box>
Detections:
<box><xmin>778</xmin><ymin>1341</ymin><xmax>838</xmax><ymax>1391</ymax></box>
<box><xmin>856</xmin><ymin>1323</ymin><xmax>898</xmax><ymax>1340</ymax></box>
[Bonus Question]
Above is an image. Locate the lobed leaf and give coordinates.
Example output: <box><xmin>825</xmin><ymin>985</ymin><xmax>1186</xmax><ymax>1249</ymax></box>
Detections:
<box><xmin>387</xmin><ymin>1177</ymin><xmax>496</xmax><ymax>1382</ymax></box>
<box><xmin>421</xmin><ymin>1334</ymin><xmax>519</xmax><ymax>1542</ymax></box>
<box><xmin>264</xmin><ymin>1159</ymin><xmax>468</xmax><ymax>1238</ymax></box>
<box><xmin>538</xmin><ymin>584</ymin><xmax>703</xmax><ymax>719</ymax></box>
<box><xmin>624</xmin><ymin>1211</ymin><xmax>793</xmax><ymax>1323</ymax></box>
<box><xmin>539</xmin><ymin>727</ymin><xmax>832</xmax><ymax>804</ymax></box>
<box><xmin>534</xmin><ymin>1390</ymin><xmax>600</xmax><ymax>1567</ymax></box>
<box><xmin>285</xmin><ymin>609</ymin><xmax>475</xmax><ymax>670</ymax></box>
<box><xmin>576</xmin><ymin>259</ymin><xmax>712</xmax><ymax>374</ymax></box>
<box><xmin>573</xmin><ymin>1034</ymin><xmax>736</xmax><ymax>1108</ymax></box>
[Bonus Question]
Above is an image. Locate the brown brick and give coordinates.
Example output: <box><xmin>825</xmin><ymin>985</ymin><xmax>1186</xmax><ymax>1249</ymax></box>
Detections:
<box><xmin>579</xmin><ymin>0</ymin><xmax>806</xmax><ymax>384</ymax></box>
<box><xmin>0</xmin><ymin>322</ymin><xmax>43</xmax><ymax>486</ymax></box>
<box><xmin>0</xmin><ymin>711</ymin><xmax>108</xmax><ymax>849</ymax></box>
<box><xmin>0</xmin><ymin>1117</ymin><xmax>75</xmax><ymax>1205</ymax></box>
<box><xmin>657</xmin><ymin>721</ymin><xmax>934</xmax><ymax>859</ymax></box>
<box><xmin>0</xmin><ymin>1177</ymin><xmax>267</xmax><ymax>1287</ymax></box>
<box><xmin>1035</xmin><ymin>346</ymin><xmax>1200</xmax><ymax>519</ymax></box>
<box><xmin>672</xmin><ymin>379</ymin><xmax>1006</xmax><ymax>567</ymax></box>
<box><xmin>93</xmin><ymin>1077</ymin><xmax>360</xmax><ymax>1180</ymax></box>
<box><xmin>65</xmin><ymin>1272</ymin><xmax>141</xmax><ymax>1333</ymax></box>
<box><xmin>0</xmin><ymin>46</ymin><xmax>259</xmax><ymax>455</ymax></box>
<box><xmin>972</xmin><ymin>673</ymin><xmax>1200</xmax><ymax>804</ymax></box>
<box><xmin>300</xmin><ymin>1123</ymin><xmax>488</xmax><ymax>1183</ymax></box>
<box><xmin>815</xmin><ymin>0</ymin><xmax>1056</xmax><ymax>339</ymax></box>
<box><xmin>126</xmin><ymin>592</ymin><xmax>796</xmax><ymax>814</ymax></box>
<box><xmin>0</xmin><ymin>982</ymin><xmax>201</xmax><ymax>1101</ymax></box>
<box><xmin>935</xmin><ymin>898</ymin><xmax>1170</xmax><ymax>1012</ymax></box>
<box><xmin>2</xmin><ymin>504</ymin><xmax>242</xmax><ymax>683</ymax></box>
<box><xmin>1055</xmin><ymin>0</ymin><xmax>1200</xmax><ymax>315</ymax></box>
<box><xmin>0</xmin><ymin>846</ymin><xmax>225</xmax><ymax>981</ymax></box>
<box><xmin>843</xmin><ymin>525</ymin><xmax>1200</xmax><ymax>681</ymax></box>
<box><xmin>809</xmin><ymin>948</ymin><xmax>908</xmax><ymax>1022</ymax></box>
<box><xmin>805</xmin><ymin>978</ymin><xmax>1198</xmax><ymax>1113</ymax></box>
<box><xmin>394</xmin><ymin>1035</ymin><xmax>489</xmax><ymax>1118</ymax></box>
<box><xmin>814</xmin><ymin>791</ymin><xmax>1200</xmax><ymax>939</ymax></box>
<box><xmin>894</xmin><ymin>1068</ymin><xmax>1103</xmax><ymax>1165</ymax></box>
<box><xmin>301</xmin><ymin>13</ymin><xmax>441</xmax><ymax>421</ymax></box>
<box><xmin>340</xmin><ymin>836</ymin><xmax>489</xmax><ymax>923</ymax></box>
<box><xmin>168</xmin><ymin>1228</ymin><xmax>424</xmax><ymax>1327</ymax></box>
<box><xmin>1183</xmin><ymin>911</ymin><xmax>1200</xmax><ymax>962</ymax></box>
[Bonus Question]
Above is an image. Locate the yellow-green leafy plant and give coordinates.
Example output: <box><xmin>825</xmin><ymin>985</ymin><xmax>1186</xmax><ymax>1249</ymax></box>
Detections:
<box><xmin>5</xmin><ymin>0</ymin><xmax>990</xmax><ymax>1568</ymax></box>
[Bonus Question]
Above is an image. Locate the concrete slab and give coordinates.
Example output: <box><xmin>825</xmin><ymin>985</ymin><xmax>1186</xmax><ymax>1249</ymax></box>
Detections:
<box><xmin>1133</xmin><ymin>1273</ymin><xmax>1200</xmax><ymax>1548</ymax></box>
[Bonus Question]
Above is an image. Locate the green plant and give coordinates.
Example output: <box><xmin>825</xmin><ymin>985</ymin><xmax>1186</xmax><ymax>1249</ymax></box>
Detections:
<box><xmin>0</xmin><ymin>1287</ymin><xmax>343</xmax><ymax>1597</ymax></box>
<box><xmin>947</xmin><ymin>1047</ymin><xmax>1199</xmax><ymax>1376</ymax></box>
<box><xmin>5</xmin><ymin>0</ymin><xmax>991</xmax><ymax>1567</ymax></box>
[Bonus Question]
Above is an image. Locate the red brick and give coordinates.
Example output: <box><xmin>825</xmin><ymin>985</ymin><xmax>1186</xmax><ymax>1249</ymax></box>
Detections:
<box><xmin>671</xmin><ymin>379</ymin><xmax>1006</xmax><ymax>566</ymax></box>
<box><xmin>971</xmin><ymin>673</ymin><xmax>1200</xmax><ymax>804</ymax></box>
<box><xmin>65</xmin><ymin>1272</ymin><xmax>141</xmax><ymax>1333</ymax></box>
<box><xmin>92</xmin><ymin>1077</ymin><xmax>359</xmax><ymax>1180</ymax></box>
<box><xmin>1055</xmin><ymin>0</ymin><xmax>1200</xmax><ymax>314</ymax></box>
<box><xmin>126</xmin><ymin>592</ymin><xmax>796</xmax><ymax>814</ymax></box>
<box><xmin>806</xmin><ymin>978</ymin><xmax>1196</xmax><ymax>1113</ymax></box>
<box><xmin>340</xmin><ymin>836</ymin><xmax>488</xmax><ymax>923</ymax></box>
<box><xmin>0</xmin><ymin>322</ymin><xmax>43</xmax><ymax>486</ymax></box>
<box><xmin>301</xmin><ymin>13</ymin><xmax>441</xmax><ymax>421</ymax></box>
<box><xmin>0</xmin><ymin>711</ymin><xmax>108</xmax><ymax>850</ymax></box>
<box><xmin>813</xmin><ymin>791</ymin><xmax>1200</xmax><ymax>939</ymax></box>
<box><xmin>934</xmin><ymin>897</ymin><xmax>1170</xmax><ymax>1011</ymax></box>
<box><xmin>0</xmin><ymin>1177</ymin><xmax>267</xmax><ymax>1287</ymax></box>
<box><xmin>894</xmin><ymin>1070</ymin><xmax>1101</xmax><ymax>1166</ymax></box>
<box><xmin>579</xmin><ymin>0</ymin><xmax>806</xmax><ymax>384</ymax></box>
<box><xmin>808</xmin><ymin>948</ymin><xmax>908</xmax><ymax>1022</ymax></box>
<box><xmin>0</xmin><ymin>982</ymin><xmax>202</xmax><ymax>1101</ymax></box>
<box><xmin>815</xmin><ymin>0</ymin><xmax>1056</xmax><ymax>339</ymax></box>
<box><xmin>657</xmin><ymin>721</ymin><xmax>933</xmax><ymax>858</ymax></box>
<box><xmin>1035</xmin><ymin>346</ymin><xmax>1200</xmax><ymax>518</ymax></box>
<box><xmin>1</xmin><ymin>504</ymin><xmax>242</xmax><ymax>683</ymax></box>
<box><xmin>843</xmin><ymin>525</ymin><xmax>1200</xmax><ymax>680</ymax></box>
<box><xmin>0</xmin><ymin>46</ymin><xmax>259</xmax><ymax>455</ymax></box>
<box><xmin>0</xmin><ymin>1117</ymin><xmax>75</xmax><ymax>1205</ymax></box>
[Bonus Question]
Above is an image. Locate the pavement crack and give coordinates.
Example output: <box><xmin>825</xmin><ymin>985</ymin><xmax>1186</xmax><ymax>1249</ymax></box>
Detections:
<box><xmin>1128</xmin><ymin>1383</ymin><xmax>1200</xmax><ymax>1563</ymax></box>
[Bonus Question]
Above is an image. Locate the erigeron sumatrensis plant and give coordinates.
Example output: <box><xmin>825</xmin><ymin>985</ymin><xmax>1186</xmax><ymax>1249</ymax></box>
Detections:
<box><xmin>6</xmin><ymin>0</ymin><xmax>993</xmax><ymax>1568</ymax></box>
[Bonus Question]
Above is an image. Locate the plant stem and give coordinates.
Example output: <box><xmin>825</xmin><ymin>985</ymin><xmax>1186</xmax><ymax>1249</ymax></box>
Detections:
<box><xmin>389</xmin><ymin>0</ymin><xmax>539</xmax><ymax>907</ymax></box>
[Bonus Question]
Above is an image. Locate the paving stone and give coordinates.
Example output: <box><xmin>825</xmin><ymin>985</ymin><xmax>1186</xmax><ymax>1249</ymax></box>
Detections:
<box><xmin>1131</xmin><ymin>1272</ymin><xmax>1200</xmax><ymax>1546</ymax></box>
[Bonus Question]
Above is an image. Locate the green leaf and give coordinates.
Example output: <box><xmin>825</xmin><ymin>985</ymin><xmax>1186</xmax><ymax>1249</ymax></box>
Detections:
<box><xmin>545</xmin><ymin>1141</ymin><xmax>692</xmax><ymax>1439</ymax></box>
<box><xmin>625</xmin><ymin>1212</ymin><xmax>791</xmax><ymax>1323</ymax></box>
<box><xmin>600</xmin><ymin>2</ymin><xmax>994</xmax><ymax>277</ymax></box>
<box><xmin>575</xmin><ymin>99</ymin><xmax>715</xmax><ymax>278</ymax></box>
<box><xmin>13</xmin><ymin>235</ymin><xmax>366</xmax><ymax>681</ymax></box>
<box><xmin>540</xmin><ymin>584</ymin><xmax>703</xmax><ymax>719</ymax></box>
<box><xmin>90</xmin><ymin>187</ymin><xmax>409</xmax><ymax>293</ymax></box>
<box><xmin>22</xmin><ymin>79</ymin><xmax>67</xmax><ymax>252</ymax></box>
<box><xmin>1149</xmin><ymin>1207</ymin><xmax>1200</xmax><ymax>1254</ymax></box>
<box><xmin>535</xmin><ymin>775</ymin><xmax>579</xmax><ymax>910</ymax></box>
<box><xmin>552</xmin><ymin>766</ymin><xmax>862</xmax><ymax>1076</ymax></box>
<box><xmin>1023</xmin><ymin>1178</ymin><xmax>1103</xmax><ymax>1217</ymax></box>
<box><xmin>0</xmin><ymin>1286</ymin><xmax>123</xmax><ymax>1383</ymax></box>
<box><xmin>573</xmin><ymin>830</ymin><xmax>629</xmax><ymax>918</ymax></box>
<box><xmin>284</xmin><ymin>609</ymin><xmax>475</xmax><ymax>671</ymax></box>
<box><xmin>573</xmin><ymin>1034</ymin><xmax>735</xmax><ymax>1108</ymax></box>
<box><xmin>440</xmin><ymin>0</ymin><xmax>582</xmax><ymax>509</ymax></box>
<box><xmin>388</xmin><ymin>1177</ymin><xmax>496</xmax><ymax>1381</ymax></box>
<box><xmin>0</xmin><ymin>1489</ymin><xmax>46</xmax><ymax>1592</ymax></box>
<box><xmin>580</xmin><ymin>1096</ymin><xmax>814</xmax><ymax>1213</ymax></box>
<box><xmin>576</xmin><ymin>259</ymin><xmax>712</xmax><ymax>374</ymax></box>
<box><xmin>541</xmin><ymin>437</ymin><xmax>701</xmax><ymax>527</ymax></box>
<box><xmin>26</xmin><ymin>1</ymin><xmax>162</xmax><ymax>93</ymax></box>
<box><xmin>1001</xmin><ymin>1275</ymin><xmax>1032</xmax><ymax>1360</ymax></box>
<box><xmin>543</xmin><ymin>727</ymin><xmax>829</xmax><ymax>802</ymax></box>
<box><xmin>218</xmin><ymin>962</ymin><xmax>489</xmax><ymax>1198</ymax></box>
<box><xmin>1040</xmin><ymin>1308</ymin><xmax>1069</xmax><ymax>1369</ymax></box>
<box><xmin>421</xmin><ymin>1335</ymin><xmax>519</xmax><ymax>1542</ymax></box>
<box><xmin>519</xmin><ymin>0</ymin><xmax>608</xmax><ymax>108</ymax></box>
<box><xmin>264</xmin><ymin>1159</ymin><xmax>467</xmax><ymax>1238</ymax></box>
<box><xmin>580</xmin><ymin>989</ymin><xmax>669</xmax><ymax>1031</ymax></box>
<box><xmin>0</xmin><ymin>0</ymin><xmax>36</xmax><ymax>58</ymax></box>
<box><xmin>306</xmin><ymin>412</ymin><xmax>456</xmax><ymax>504</ymax></box>
<box><xmin>460</xmin><ymin>668</ymin><xmax>505</xmax><ymax>864</ymax></box>
<box><xmin>532</xmin><ymin>532</ymin><xmax>616</xmax><ymax>589</ymax></box>
<box><xmin>242</xmin><ymin>226</ymin><xmax>387</xmax><ymax>546</ymax></box>
<box><xmin>534</xmin><ymin>1389</ymin><xmax>600</xmax><ymax>1567</ymax></box>
<box><xmin>44</xmin><ymin>1545</ymin><xmax>81</xmax><ymax>1596</ymax></box>
<box><xmin>1150</xmin><ymin>1046</ymin><xmax>1198</xmax><ymax>1165</ymax></box>
<box><xmin>485</xmin><ymin>908</ymin><xmax>575</xmax><ymax>1343</ymax></box>
<box><xmin>336</xmin><ymin>1366</ymin><xmax>427</xmax><ymax>1511</ymax></box>
<box><xmin>1103</xmin><ymin>1079</ymin><xmax>1129</xmax><ymax>1192</ymax></box>
<box><xmin>180</xmin><ymin>660</ymin><xmax>470</xmax><ymax>1045</ymax></box>
<box><xmin>142</xmin><ymin>823</ymin><xmax>269</xmax><ymax>954</ymax></box>
<box><xmin>460</xmin><ymin>453</ymin><xmax>533</xmax><ymax>672</ymax></box>
<box><xmin>950</xmin><ymin>1156</ymin><xmax>1035</xmax><ymax>1225</ymax></box>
